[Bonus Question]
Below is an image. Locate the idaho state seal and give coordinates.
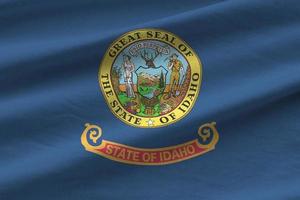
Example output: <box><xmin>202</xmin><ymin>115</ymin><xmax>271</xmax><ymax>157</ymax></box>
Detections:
<box><xmin>82</xmin><ymin>29</ymin><xmax>219</xmax><ymax>165</ymax></box>
<box><xmin>99</xmin><ymin>29</ymin><xmax>202</xmax><ymax>128</ymax></box>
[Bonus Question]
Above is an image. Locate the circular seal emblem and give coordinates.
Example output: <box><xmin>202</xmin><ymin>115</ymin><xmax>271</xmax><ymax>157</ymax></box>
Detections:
<box><xmin>99</xmin><ymin>29</ymin><xmax>202</xmax><ymax>128</ymax></box>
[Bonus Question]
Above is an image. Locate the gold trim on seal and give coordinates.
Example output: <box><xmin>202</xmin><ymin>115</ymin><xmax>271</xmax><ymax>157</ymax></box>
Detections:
<box><xmin>99</xmin><ymin>28</ymin><xmax>202</xmax><ymax>128</ymax></box>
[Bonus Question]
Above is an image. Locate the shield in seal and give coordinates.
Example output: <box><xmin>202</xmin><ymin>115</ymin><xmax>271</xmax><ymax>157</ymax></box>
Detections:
<box><xmin>135</xmin><ymin>64</ymin><xmax>168</xmax><ymax>116</ymax></box>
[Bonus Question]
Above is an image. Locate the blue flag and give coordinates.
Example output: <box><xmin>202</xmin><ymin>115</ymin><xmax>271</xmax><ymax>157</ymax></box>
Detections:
<box><xmin>1</xmin><ymin>0</ymin><xmax>300</xmax><ymax>199</ymax></box>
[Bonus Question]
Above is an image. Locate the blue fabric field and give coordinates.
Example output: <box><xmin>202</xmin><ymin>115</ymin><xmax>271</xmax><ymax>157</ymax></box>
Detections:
<box><xmin>0</xmin><ymin>0</ymin><xmax>299</xmax><ymax>199</ymax></box>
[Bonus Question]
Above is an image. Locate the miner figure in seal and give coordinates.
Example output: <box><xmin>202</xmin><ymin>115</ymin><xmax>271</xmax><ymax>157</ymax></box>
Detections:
<box><xmin>167</xmin><ymin>53</ymin><xmax>183</xmax><ymax>98</ymax></box>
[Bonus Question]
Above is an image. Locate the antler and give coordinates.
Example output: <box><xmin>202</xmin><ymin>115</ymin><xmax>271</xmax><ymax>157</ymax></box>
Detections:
<box><xmin>151</xmin><ymin>50</ymin><xmax>160</xmax><ymax>61</ymax></box>
<box><xmin>140</xmin><ymin>50</ymin><xmax>148</xmax><ymax>61</ymax></box>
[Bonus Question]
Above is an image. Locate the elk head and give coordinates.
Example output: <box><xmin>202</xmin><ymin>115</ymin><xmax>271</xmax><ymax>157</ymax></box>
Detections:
<box><xmin>140</xmin><ymin>50</ymin><xmax>160</xmax><ymax>68</ymax></box>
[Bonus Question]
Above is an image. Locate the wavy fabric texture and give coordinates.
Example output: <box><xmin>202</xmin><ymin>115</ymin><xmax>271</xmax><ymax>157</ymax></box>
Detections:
<box><xmin>0</xmin><ymin>0</ymin><xmax>300</xmax><ymax>199</ymax></box>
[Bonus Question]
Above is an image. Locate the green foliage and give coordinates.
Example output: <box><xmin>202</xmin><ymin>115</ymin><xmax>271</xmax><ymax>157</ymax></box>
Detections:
<box><xmin>137</xmin><ymin>102</ymin><xmax>161</xmax><ymax>117</ymax></box>
<box><xmin>159</xmin><ymin>70</ymin><xmax>165</xmax><ymax>88</ymax></box>
<box><xmin>118</xmin><ymin>92</ymin><xmax>131</xmax><ymax>106</ymax></box>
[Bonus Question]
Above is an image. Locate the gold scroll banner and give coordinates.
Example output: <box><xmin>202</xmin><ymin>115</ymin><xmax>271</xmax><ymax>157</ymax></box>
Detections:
<box><xmin>81</xmin><ymin>122</ymin><xmax>219</xmax><ymax>165</ymax></box>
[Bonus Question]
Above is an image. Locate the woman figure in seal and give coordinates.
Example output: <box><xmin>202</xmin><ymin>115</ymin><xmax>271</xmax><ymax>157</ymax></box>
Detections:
<box><xmin>122</xmin><ymin>55</ymin><xmax>135</xmax><ymax>98</ymax></box>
